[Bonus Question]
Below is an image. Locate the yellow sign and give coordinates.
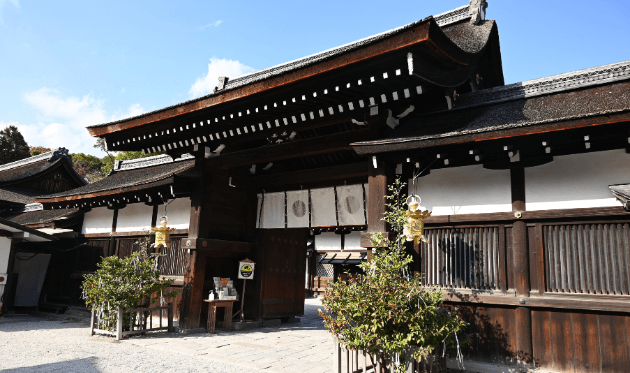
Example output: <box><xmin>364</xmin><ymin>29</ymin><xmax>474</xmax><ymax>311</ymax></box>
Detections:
<box><xmin>238</xmin><ymin>259</ymin><xmax>256</xmax><ymax>280</ymax></box>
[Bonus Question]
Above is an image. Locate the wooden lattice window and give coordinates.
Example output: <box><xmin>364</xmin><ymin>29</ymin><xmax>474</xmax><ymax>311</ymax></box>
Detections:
<box><xmin>421</xmin><ymin>226</ymin><xmax>503</xmax><ymax>290</ymax></box>
<box><xmin>542</xmin><ymin>222</ymin><xmax>630</xmax><ymax>295</ymax></box>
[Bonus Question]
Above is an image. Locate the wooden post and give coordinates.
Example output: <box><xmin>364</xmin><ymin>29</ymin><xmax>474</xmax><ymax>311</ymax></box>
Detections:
<box><xmin>167</xmin><ymin>302</ymin><xmax>173</xmax><ymax>332</ymax></box>
<box><xmin>90</xmin><ymin>309</ymin><xmax>95</xmax><ymax>336</ymax></box>
<box><xmin>239</xmin><ymin>279</ymin><xmax>246</xmax><ymax>322</ymax></box>
<box><xmin>179</xmin><ymin>149</ymin><xmax>211</xmax><ymax>330</ymax></box>
<box><xmin>116</xmin><ymin>307</ymin><xmax>123</xmax><ymax>341</ymax></box>
<box><xmin>363</xmin><ymin>158</ymin><xmax>393</xmax><ymax>250</ymax></box>
<box><xmin>511</xmin><ymin>167</ymin><xmax>533</xmax><ymax>366</ymax></box>
<box><xmin>333</xmin><ymin>336</ymin><xmax>341</xmax><ymax>373</ymax></box>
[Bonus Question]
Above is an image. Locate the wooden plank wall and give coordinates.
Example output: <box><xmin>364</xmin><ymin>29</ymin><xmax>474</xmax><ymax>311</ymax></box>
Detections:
<box><xmin>424</xmin><ymin>218</ymin><xmax>630</xmax><ymax>373</ymax></box>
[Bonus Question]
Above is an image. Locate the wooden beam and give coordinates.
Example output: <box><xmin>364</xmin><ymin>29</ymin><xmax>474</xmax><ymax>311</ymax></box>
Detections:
<box><xmin>181</xmin><ymin>238</ymin><xmax>255</xmax><ymax>258</ymax></box>
<box><xmin>82</xmin><ymin>229</ymin><xmax>188</xmax><ymax>238</ymax></box>
<box><xmin>251</xmin><ymin>162</ymin><xmax>368</xmax><ymax>188</ymax></box>
<box><xmin>207</xmin><ymin>129</ymin><xmax>372</xmax><ymax>170</ymax></box>
<box><xmin>423</xmin><ymin>206</ymin><xmax>630</xmax><ymax>225</ymax></box>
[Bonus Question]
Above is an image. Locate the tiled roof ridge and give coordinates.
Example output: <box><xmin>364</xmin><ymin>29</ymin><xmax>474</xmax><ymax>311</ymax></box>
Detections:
<box><xmin>87</xmin><ymin>2</ymin><xmax>477</xmax><ymax>129</ymax></box>
<box><xmin>0</xmin><ymin>149</ymin><xmax>54</xmax><ymax>172</ymax></box>
<box><xmin>454</xmin><ymin>59</ymin><xmax>630</xmax><ymax>110</ymax></box>
<box><xmin>0</xmin><ymin>147</ymin><xmax>73</xmax><ymax>173</ymax></box>
<box><xmin>114</xmin><ymin>153</ymin><xmax>194</xmax><ymax>172</ymax></box>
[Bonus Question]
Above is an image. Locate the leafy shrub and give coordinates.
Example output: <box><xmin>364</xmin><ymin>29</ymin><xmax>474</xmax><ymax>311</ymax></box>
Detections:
<box><xmin>82</xmin><ymin>237</ymin><xmax>180</xmax><ymax>331</ymax></box>
<box><xmin>319</xmin><ymin>179</ymin><xmax>465</xmax><ymax>372</ymax></box>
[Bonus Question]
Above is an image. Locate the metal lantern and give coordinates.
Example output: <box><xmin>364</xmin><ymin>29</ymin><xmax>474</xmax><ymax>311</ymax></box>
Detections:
<box><xmin>402</xmin><ymin>195</ymin><xmax>432</xmax><ymax>245</ymax></box>
<box><xmin>152</xmin><ymin>216</ymin><xmax>175</xmax><ymax>249</ymax></box>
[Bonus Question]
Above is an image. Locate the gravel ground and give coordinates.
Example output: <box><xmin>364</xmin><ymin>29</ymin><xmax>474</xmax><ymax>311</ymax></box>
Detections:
<box><xmin>0</xmin><ymin>318</ymin><xmax>262</xmax><ymax>373</ymax></box>
<box><xmin>0</xmin><ymin>299</ymin><xmax>330</xmax><ymax>373</ymax></box>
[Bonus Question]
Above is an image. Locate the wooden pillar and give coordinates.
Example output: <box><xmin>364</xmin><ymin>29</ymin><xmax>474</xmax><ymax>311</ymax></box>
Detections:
<box><xmin>511</xmin><ymin>166</ymin><xmax>533</xmax><ymax>365</ymax></box>
<box><xmin>362</xmin><ymin>157</ymin><xmax>393</xmax><ymax>252</ymax></box>
<box><xmin>179</xmin><ymin>150</ymin><xmax>212</xmax><ymax>330</ymax></box>
<box><xmin>107</xmin><ymin>208</ymin><xmax>118</xmax><ymax>257</ymax></box>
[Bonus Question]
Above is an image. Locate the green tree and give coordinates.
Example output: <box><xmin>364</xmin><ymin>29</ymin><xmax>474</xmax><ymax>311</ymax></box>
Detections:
<box><xmin>82</xmin><ymin>237</ymin><xmax>180</xmax><ymax>332</ymax></box>
<box><xmin>29</xmin><ymin>146</ymin><xmax>51</xmax><ymax>156</ymax></box>
<box><xmin>72</xmin><ymin>153</ymin><xmax>105</xmax><ymax>182</ymax></box>
<box><xmin>319</xmin><ymin>179</ymin><xmax>465</xmax><ymax>372</ymax></box>
<box><xmin>0</xmin><ymin>126</ymin><xmax>31</xmax><ymax>165</ymax></box>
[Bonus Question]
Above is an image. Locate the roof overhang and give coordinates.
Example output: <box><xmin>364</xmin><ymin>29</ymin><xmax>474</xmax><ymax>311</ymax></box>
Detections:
<box><xmin>87</xmin><ymin>16</ymin><xmax>502</xmax><ymax>158</ymax></box>
<box><xmin>0</xmin><ymin>217</ymin><xmax>57</xmax><ymax>242</ymax></box>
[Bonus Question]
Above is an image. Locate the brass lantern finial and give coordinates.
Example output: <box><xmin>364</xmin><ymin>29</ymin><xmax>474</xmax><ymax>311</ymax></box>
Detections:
<box><xmin>402</xmin><ymin>195</ymin><xmax>432</xmax><ymax>245</ymax></box>
<box><xmin>152</xmin><ymin>215</ymin><xmax>175</xmax><ymax>249</ymax></box>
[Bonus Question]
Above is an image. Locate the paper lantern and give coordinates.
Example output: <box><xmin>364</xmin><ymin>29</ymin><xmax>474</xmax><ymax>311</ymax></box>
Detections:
<box><xmin>402</xmin><ymin>195</ymin><xmax>432</xmax><ymax>245</ymax></box>
<box><xmin>152</xmin><ymin>216</ymin><xmax>175</xmax><ymax>249</ymax></box>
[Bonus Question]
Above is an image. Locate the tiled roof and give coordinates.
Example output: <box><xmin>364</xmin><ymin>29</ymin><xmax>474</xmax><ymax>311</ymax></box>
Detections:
<box><xmin>37</xmin><ymin>157</ymin><xmax>195</xmax><ymax>200</ymax></box>
<box><xmin>0</xmin><ymin>187</ymin><xmax>38</xmax><ymax>205</ymax></box>
<box><xmin>0</xmin><ymin>158</ymin><xmax>60</xmax><ymax>184</ymax></box>
<box><xmin>1</xmin><ymin>208</ymin><xmax>80</xmax><ymax>226</ymax></box>
<box><xmin>87</xmin><ymin>3</ymin><xmax>483</xmax><ymax>130</ymax></box>
<box><xmin>0</xmin><ymin>147</ymin><xmax>86</xmax><ymax>186</ymax></box>
<box><xmin>352</xmin><ymin>63</ymin><xmax>630</xmax><ymax>151</ymax></box>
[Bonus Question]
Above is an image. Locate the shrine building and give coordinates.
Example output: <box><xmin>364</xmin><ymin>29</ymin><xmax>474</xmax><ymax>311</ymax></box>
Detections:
<box><xmin>30</xmin><ymin>1</ymin><xmax>630</xmax><ymax>371</ymax></box>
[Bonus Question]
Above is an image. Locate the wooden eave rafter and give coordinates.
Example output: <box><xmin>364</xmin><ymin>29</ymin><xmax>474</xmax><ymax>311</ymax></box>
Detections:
<box><xmin>92</xmin><ymin>18</ymin><xmax>496</xmax><ymax>155</ymax></box>
<box><xmin>35</xmin><ymin>176</ymin><xmax>178</xmax><ymax>206</ymax></box>
<box><xmin>205</xmin><ymin>128</ymin><xmax>373</xmax><ymax>170</ymax></box>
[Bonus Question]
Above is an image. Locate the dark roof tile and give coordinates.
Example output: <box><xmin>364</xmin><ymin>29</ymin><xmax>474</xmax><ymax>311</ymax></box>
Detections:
<box><xmin>354</xmin><ymin>80</ymin><xmax>630</xmax><ymax>150</ymax></box>
<box><xmin>1</xmin><ymin>208</ymin><xmax>80</xmax><ymax>226</ymax></box>
<box><xmin>0</xmin><ymin>187</ymin><xmax>38</xmax><ymax>205</ymax></box>
<box><xmin>38</xmin><ymin>159</ymin><xmax>195</xmax><ymax>200</ymax></box>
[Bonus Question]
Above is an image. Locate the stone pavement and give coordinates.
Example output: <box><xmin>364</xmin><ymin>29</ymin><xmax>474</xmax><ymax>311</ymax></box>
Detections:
<box><xmin>123</xmin><ymin>298</ymin><xmax>335</xmax><ymax>373</ymax></box>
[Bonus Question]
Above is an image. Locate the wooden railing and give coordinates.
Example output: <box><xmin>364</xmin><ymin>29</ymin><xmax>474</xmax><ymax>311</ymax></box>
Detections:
<box><xmin>90</xmin><ymin>303</ymin><xmax>174</xmax><ymax>341</ymax></box>
<box><xmin>542</xmin><ymin>222</ymin><xmax>630</xmax><ymax>295</ymax></box>
<box><xmin>421</xmin><ymin>227</ymin><xmax>502</xmax><ymax>291</ymax></box>
<box><xmin>332</xmin><ymin>337</ymin><xmax>447</xmax><ymax>373</ymax></box>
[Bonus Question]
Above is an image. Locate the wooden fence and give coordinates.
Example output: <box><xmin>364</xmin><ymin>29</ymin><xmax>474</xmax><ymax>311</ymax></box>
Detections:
<box><xmin>90</xmin><ymin>303</ymin><xmax>174</xmax><ymax>341</ymax></box>
<box><xmin>332</xmin><ymin>337</ymin><xmax>447</xmax><ymax>373</ymax></box>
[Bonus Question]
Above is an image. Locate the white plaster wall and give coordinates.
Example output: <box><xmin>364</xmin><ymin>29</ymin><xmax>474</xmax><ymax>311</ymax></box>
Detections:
<box><xmin>315</xmin><ymin>232</ymin><xmax>342</xmax><ymax>251</ymax></box>
<box><xmin>344</xmin><ymin>231</ymin><xmax>362</xmax><ymax>250</ymax></box>
<box><xmin>0</xmin><ymin>237</ymin><xmax>10</xmax><ymax>274</ymax></box>
<box><xmin>116</xmin><ymin>203</ymin><xmax>154</xmax><ymax>233</ymax></box>
<box><xmin>0</xmin><ymin>237</ymin><xmax>11</xmax><ymax>308</ymax></box>
<box><xmin>163</xmin><ymin>197</ymin><xmax>191</xmax><ymax>230</ymax></box>
<box><xmin>81</xmin><ymin>207</ymin><xmax>114</xmax><ymax>234</ymax></box>
<box><xmin>525</xmin><ymin>149</ymin><xmax>629</xmax><ymax>211</ymax></box>
<box><xmin>410</xmin><ymin>164</ymin><xmax>512</xmax><ymax>216</ymax></box>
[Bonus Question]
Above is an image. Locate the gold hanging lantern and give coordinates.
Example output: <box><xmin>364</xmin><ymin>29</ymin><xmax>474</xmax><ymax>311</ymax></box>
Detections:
<box><xmin>402</xmin><ymin>195</ymin><xmax>432</xmax><ymax>245</ymax></box>
<box><xmin>152</xmin><ymin>216</ymin><xmax>175</xmax><ymax>249</ymax></box>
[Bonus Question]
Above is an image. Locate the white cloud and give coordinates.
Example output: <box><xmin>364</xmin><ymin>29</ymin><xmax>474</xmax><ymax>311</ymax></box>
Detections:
<box><xmin>189</xmin><ymin>57</ymin><xmax>255</xmax><ymax>98</ymax></box>
<box><xmin>0</xmin><ymin>0</ymin><xmax>19</xmax><ymax>23</ymax></box>
<box><xmin>2</xmin><ymin>88</ymin><xmax>145</xmax><ymax>156</ymax></box>
<box><xmin>198</xmin><ymin>20</ymin><xmax>222</xmax><ymax>30</ymax></box>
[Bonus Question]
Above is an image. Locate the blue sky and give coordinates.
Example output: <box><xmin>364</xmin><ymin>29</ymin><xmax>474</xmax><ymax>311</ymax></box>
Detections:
<box><xmin>1</xmin><ymin>0</ymin><xmax>629</xmax><ymax>156</ymax></box>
